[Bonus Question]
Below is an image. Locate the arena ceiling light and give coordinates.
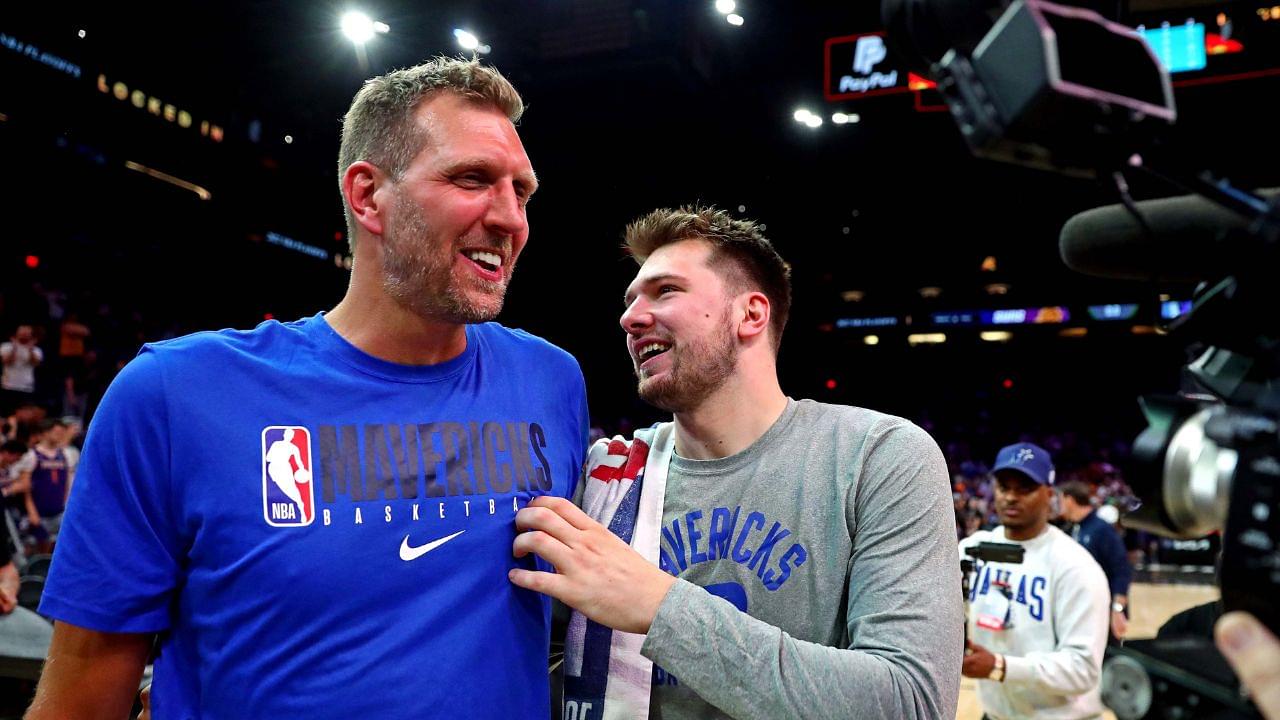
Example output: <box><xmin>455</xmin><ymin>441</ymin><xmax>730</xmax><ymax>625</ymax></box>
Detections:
<box><xmin>454</xmin><ymin>29</ymin><xmax>492</xmax><ymax>54</ymax></box>
<box><xmin>907</xmin><ymin>333</ymin><xmax>947</xmax><ymax>346</ymax></box>
<box><xmin>727</xmin><ymin>13</ymin><xmax>745</xmax><ymax>26</ymax></box>
<box><xmin>341</xmin><ymin>11</ymin><xmax>389</xmax><ymax>44</ymax></box>
<box><xmin>793</xmin><ymin>108</ymin><xmax>822</xmax><ymax>128</ymax></box>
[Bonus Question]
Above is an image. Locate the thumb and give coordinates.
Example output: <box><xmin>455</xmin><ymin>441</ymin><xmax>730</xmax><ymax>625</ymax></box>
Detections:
<box><xmin>1216</xmin><ymin>611</ymin><xmax>1280</xmax><ymax>718</ymax></box>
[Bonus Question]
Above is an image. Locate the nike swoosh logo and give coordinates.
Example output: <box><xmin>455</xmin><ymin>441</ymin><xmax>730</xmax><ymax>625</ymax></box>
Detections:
<box><xmin>399</xmin><ymin>530</ymin><xmax>466</xmax><ymax>561</ymax></box>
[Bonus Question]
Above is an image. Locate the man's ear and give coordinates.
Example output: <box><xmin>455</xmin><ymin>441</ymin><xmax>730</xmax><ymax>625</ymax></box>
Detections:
<box><xmin>342</xmin><ymin>160</ymin><xmax>388</xmax><ymax>237</ymax></box>
<box><xmin>736</xmin><ymin>291</ymin><xmax>771</xmax><ymax>344</ymax></box>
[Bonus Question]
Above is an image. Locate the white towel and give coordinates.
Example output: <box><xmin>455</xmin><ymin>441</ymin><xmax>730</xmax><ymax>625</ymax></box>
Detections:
<box><xmin>563</xmin><ymin>422</ymin><xmax>674</xmax><ymax>720</ymax></box>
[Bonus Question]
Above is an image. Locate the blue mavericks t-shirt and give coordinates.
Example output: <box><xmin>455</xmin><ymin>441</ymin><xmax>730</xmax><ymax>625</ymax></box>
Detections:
<box><xmin>41</xmin><ymin>314</ymin><xmax>589</xmax><ymax>719</ymax></box>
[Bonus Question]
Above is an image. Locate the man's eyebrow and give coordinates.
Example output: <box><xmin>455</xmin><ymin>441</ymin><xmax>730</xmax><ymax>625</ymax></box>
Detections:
<box><xmin>440</xmin><ymin>160</ymin><xmax>539</xmax><ymax>193</ymax></box>
<box><xmin>518</xmin><ymin>170</ymin><xmax>539</xmax><ymax>194</ymax></box>
<box><xmin>623</xmin><ymin>273</ymin><xmax>684</xmax><ymax>306</ymax></box>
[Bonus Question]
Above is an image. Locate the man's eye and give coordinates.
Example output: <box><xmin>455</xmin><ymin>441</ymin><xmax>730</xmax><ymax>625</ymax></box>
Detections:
<box><xmin>658</xmin><ymin>285</ymin><xmax>679</xmax><ymax>295</ymax></box>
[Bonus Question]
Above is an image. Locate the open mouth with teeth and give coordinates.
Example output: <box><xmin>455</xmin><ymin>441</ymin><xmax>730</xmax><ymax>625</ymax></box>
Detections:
<box><xmin>462</xmin><ymin>250</ymin><xmax>503</xmax><ymax>276</ymax></box>
<box><xmin>637</xmin><ymin>341</ymin><xmax>672</xmax><ymax>363</ymax></box>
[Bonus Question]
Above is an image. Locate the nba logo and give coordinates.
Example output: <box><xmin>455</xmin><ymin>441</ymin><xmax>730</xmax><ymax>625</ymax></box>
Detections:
<box><xmin>262</xmin><ymin>426</ymin><xmax>314</xmax><ymax>527</ymax></box>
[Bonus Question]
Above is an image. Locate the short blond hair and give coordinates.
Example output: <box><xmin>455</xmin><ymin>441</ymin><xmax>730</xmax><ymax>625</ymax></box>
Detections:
<box><xmin>337</xmin><ymin>56</ymin><xmax>524</xmax><ymax>249</ymax></box>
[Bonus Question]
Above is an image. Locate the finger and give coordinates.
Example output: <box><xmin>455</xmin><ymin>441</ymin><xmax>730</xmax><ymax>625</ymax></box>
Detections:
<box><xmin>515</xmin><ymin>505</ymin><xmax>582</xmax><ymax>542</ymax></box>
<box><xmin>512</xmin><ymin>530</ymin><xmax>574</xmax><ymax>570</ymax></box>
<box><xmin>509</xmin><ymin>567</ymin><xmax>568</xmax><ymax>599</ymax></box>
<box><xmin>138</xmin><ymin>684</ymin><xmax>152</xmax><ymax>720</ymax></box>
<box><xmin>1216</xmin><ymin>612</ymin><xmax>1280</xmax><ymax>715</ymax></box>
<box><xmin>527</xmin><ymin>495</ymin><xmax>599</xmax><ymax>531</ymax></box>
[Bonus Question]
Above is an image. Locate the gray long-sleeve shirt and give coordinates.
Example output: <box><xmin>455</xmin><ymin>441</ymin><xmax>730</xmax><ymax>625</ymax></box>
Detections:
<box><xmin>640</xmin><ymin>399</ymin><xmax>963</xmax><ymax>719</ymax></box>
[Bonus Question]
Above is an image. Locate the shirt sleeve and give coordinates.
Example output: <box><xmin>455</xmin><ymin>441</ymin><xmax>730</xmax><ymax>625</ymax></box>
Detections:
<box><xmin>38</xmin><ymin>348</ymin><xmax>185</xmax><ymax>633</ymax></box>
<box><xmin>640</xmin><ymin>420</ymin><xmax>964</xmax><ymax>720</ymax></box>
<box><xmin>567</xmin><ymin>362</ymin><xmax>589</xmax><ymax>503</ymax></box>
<box><xmin>1003</xmin><ymin>551</ymin><xmax>1109</xmax><ymax>695</ymax></box>
<box><xmin>14</xmin><ymin>451</ymin><xmax>36</xmax><ymax>474</ymax></box>
<box><xmin>63</xmin><ymin>446</ymin><xmax>80</xmax><ymax>474</ymax></box>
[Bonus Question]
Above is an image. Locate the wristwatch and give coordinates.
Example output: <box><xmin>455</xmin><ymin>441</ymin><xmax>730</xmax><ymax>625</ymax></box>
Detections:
<box><xmin>1112</xmin><ymin>602</ymin><xmax>1126</xmax><ymax>613</ymax></box>
<box><xmin>987</xmin><ymin>653</ymin><xmax>1006</xmax><ymax>682</ymax></box>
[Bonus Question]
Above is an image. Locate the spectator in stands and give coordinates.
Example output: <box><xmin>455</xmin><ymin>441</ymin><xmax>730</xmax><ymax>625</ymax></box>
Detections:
<box><xmin>0</xmin><ymin>440</ymin><xmax>33</xmax><ymax>499</ymax></box>
<box><xmin>2</xmin><ymin>404</ymin><xmax>45</xmax><ymax>447</ymax></box>
<box><xmin>56</xmin><ymin>314</ymin><xmax>90</xmax><ymax>415</ymax></box>
<box><xmin>23</xmin><ymin>419</ymin><xmax>73</xmax><ymax>554</ymax></box>
<box><xmin>1058</xmin><ymin>480</ymin><xmax>1132</xmax><ymax>642</ymax></box>
<box><xmin>1</xmin><ymin>325</ymin><xmax>43</xmax><ymax>415</ymax></box>
<box><xmin>56</xmin><ymin>313</ymin><xmax>89</xmax><ymax>369</ymax></box>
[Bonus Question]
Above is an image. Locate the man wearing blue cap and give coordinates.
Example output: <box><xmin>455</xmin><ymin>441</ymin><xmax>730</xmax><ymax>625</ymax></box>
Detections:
<box><xmin>959</xmin><ymin>442</ymin><xmax>1111</xmax><ymax>720</ymax></box>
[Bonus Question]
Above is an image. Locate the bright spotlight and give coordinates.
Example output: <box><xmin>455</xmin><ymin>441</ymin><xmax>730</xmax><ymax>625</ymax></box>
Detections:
<box><xmin>341</xmin><ymin>12</ymin><xmax>377</xmax><ymax>44</ymax></box>
<box><xmin>832</xmin><ymin>112</ymin><xmax>849</xmax><ymax>124</ymax></box>
<box><xmin>715</xmin><ymin>0</ymin><xmax>736</xmax><ymax>13</ymax></box>
<box><xmin>727</xmin><ymin>13</ymin><xmax>745</xmax><ymax>26</ymax></box>
<box><xmin>804</xmin><ymin>115</ymin><xmax>822</xmax><ymax>128</ymax></box>
<box><xmin>454</xmin><ymin>29</ymin><xmax>480</xmax><ymax>50</ymax></box>
<box><xmin>793</xmin><ymin>108</ymin><xmax>813</xmax><ymax>122</ymax></box>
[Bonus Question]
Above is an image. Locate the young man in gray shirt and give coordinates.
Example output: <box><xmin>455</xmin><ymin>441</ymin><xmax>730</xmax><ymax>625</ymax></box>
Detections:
<box><xmin>511</xmin><ymin>206</ymin><xmax>962</xmax><ymax>719</ymax></box>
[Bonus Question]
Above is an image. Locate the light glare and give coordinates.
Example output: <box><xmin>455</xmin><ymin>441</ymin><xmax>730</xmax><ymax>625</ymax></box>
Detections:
<box><xmin>454</xmin><ymin>29</ymin><xmax>480</xmax><ymax>50</ymax></box>
<box><xmin>341</xmin><ymin>12</ymin><xmax>376</xmax><ymax>44</ymax></box>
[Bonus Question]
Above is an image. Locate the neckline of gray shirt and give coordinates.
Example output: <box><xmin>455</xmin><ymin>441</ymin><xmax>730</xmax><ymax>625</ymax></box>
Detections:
<box><xmin>669</xmin><ymin>397</ymin><xmax>799</xmax><ymax>476</ymax></box>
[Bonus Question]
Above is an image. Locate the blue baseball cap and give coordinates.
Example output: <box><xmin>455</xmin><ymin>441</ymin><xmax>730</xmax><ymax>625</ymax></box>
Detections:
<box><xmin>992</xmin><ymin>442</ymin><xmax>1056</xmax><ymax>486</ymax></box>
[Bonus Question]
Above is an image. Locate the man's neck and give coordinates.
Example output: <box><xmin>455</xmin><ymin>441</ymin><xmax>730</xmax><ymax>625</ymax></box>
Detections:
<box><xmin>672</xmin><ymin>370</ymin><xmax>787</xmax><ymax>460</ymax></box>
<box><xmin>1004</xmin><ymin>521</ymin><xmax>1049</xmax><ymax>542</ymax></box>
<box><xmin>326</xmin><ymin>278</ymin><xmax>468</xmax><ymax>366</ymax></box>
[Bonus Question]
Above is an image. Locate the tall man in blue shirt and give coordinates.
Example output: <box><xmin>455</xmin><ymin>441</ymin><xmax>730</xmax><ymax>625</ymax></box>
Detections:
<box><xmin>1058</xmin><ymin>480</ymin><xmax>1132</xmax><ymax>641</ymax></box>
<box><xmin>28</xmin><ymin>56</ymin><xmax>588</xmax><ymax>719</ymax></box>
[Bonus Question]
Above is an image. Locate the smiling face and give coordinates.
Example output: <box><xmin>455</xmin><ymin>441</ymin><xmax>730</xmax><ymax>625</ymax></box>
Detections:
<box><xmin>379</xmin><ymin>93</ymin><xmax>537</xmax><ymax>324</ymax></box>
<box><xmin>620</xmin><ymin>239</ymin><xmax>740</xmax><ymax>413</ymax></box>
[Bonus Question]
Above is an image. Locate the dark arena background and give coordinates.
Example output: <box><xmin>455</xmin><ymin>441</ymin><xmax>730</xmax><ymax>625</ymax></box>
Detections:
<box><xmin>2</xmin><ymin>2</ymin><xmax>1278</xmax><ymax>717</ymax></box>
